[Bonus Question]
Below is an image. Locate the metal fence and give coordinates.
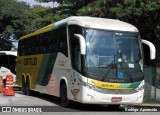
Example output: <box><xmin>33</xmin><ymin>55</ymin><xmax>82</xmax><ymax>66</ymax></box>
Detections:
<box><xmin>144</xmin><ymin>66</ymin><xmax>160</xmax><ymax>100</ymax></box>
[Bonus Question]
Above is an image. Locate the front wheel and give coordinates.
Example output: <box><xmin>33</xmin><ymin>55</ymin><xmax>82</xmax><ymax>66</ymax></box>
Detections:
<box><xmin>60</xmin><ymin>83</ymin><xmax>71</xmax><ymax>107</ymax></box>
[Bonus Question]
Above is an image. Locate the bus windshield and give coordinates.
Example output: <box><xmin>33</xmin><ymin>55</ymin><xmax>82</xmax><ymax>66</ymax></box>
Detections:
<box><xmin>83</xmin><ymin>28</ymin><xmax>143</xmax><ymax>83</ymax></box>
<box><xmin>0</xmin><ymin>53</ymin><xmax>16</xmax><ymax>74</ymax></box>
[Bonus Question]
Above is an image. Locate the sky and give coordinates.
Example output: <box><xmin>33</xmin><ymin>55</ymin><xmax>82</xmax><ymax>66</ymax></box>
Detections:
<box><xmin>17</xmin><ymin>0</ymin><xmax>58</xmax><ymax>7</ymax></box>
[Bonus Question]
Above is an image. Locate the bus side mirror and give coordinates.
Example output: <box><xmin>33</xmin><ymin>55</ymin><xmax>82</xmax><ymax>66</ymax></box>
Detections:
<box><xmin>142</xmin><ymin>39</ymin><xmax>156</xmax><ymax>60</ymax></box>
<box><xmin>74</xmin><ymin>34</ymin><xmax>86</xmax><ymax>55</ymax></box>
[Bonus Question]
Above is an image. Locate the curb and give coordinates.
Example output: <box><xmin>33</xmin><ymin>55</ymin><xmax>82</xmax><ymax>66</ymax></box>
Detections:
<box><xmin>125</xmin><ymin>104</ymin><xmax>160</xmax><ymax>112</ymax></box>
<box><xmin>127</xmin><ymin>104</ymin><xmax>160</xmax><ymax>109</ymax></box>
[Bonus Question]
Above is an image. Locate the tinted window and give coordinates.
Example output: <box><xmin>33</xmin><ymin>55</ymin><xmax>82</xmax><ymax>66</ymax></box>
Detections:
<box><xmin>0</xmin><ymin>55</ymin><xmax>10</xmax><ymax>69</ymax></box>
<box><xmin>18</xmin><ymin>27</ymin><xmax>68</xmax><ymax>56</ymax></box>
<box><xmin>0</xmin><ymin>54</ymin><xmax>16</xmax><ymax>74</ymax></box>
<box><xmin>8</xmin><ymin>55</ymin><xmax>16</xmax><ymax>74</ymax></box>
<box><xmin>69</xmin><ymin>25</ymin><xmax>82</xmax><ymax>72</ymax></box>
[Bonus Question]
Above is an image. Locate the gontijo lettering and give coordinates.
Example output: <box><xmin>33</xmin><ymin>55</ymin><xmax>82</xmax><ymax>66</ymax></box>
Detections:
<box><xmin>24</xmin><ymin>58</ymin><xmax>37</xmax><ymax>65</ymax></box>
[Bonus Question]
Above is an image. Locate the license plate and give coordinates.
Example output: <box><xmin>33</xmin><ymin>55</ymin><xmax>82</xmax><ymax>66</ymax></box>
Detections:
<box><xmin>111</xmin><ymin>97</ymin><xmax>122</xmax><ymax>102</ymax></box>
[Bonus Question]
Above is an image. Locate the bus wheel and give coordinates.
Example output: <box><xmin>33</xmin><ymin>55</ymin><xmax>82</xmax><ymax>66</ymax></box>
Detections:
<box><xmin>26</xmin><ymin>77</ymin><xmax>31</xmax><ymax>96</ymax></box>
<box><xmin>60</xmin><ymin>83</ymin><xmax>71</xmax><ymax>107</ymax></box>
<box><xmin>22</xmin><ymin>77</ymin><xmax>26</xmax><ymax>95</ymax></box>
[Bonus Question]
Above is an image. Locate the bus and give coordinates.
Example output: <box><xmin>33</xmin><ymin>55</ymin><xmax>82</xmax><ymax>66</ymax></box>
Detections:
<box><xmin>0</xmin><ymin>51</ymin><xmax>17</xmax><ymax>87</ymax></box>
<box><xmin>16</xmin><ymin>16</ymin><xmax>156</xmax><ymax>107</ymax></box>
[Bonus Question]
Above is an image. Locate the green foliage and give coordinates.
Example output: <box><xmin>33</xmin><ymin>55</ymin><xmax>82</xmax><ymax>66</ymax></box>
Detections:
<box><xmin>144</xmin><ymin>98</ymin><xmax>160</xmax><ymax>104</ymax></box>
<box><xmin>28</xmin><ymin>5</ymin><xmax>54</xmax><ymax>30</ymax></box>
<box><xmin>110</xmin><ymin>0</ymin><xmax>160</xmax><ymax>20</ymax></box>
<box><xmin>35</xmin><ymin>0</ymin><xmax>92</xmax><ymax>22</ymax></box>
<box><xmin>0</xmin><ymin>0</ymin><xmax>33</xmax><ymax>50</ymax></box>
<box><xmin>78</xmin><ymin>1</ymin><xmax>101</xmax><ymax>16</ymax></box>
<box><xmin>0</xmin><ymin>0</ymin><xmax>56</xmax><ymax>50</ymax></box>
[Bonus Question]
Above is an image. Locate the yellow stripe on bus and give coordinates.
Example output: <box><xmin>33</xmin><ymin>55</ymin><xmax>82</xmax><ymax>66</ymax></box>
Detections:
<box><xmin>91</xmin><ymin>80</ymin><xmax>121</xmax><ymax>89</ymax></box>
<box><xmin>91</xmin><ymin>79</ymin><xmax>133</xmax><ymax>90</ymax></box>
<box><xmin>20</xmin><ymin>23</ymin><xmax>55</xmax><ymax>40</ymax></box>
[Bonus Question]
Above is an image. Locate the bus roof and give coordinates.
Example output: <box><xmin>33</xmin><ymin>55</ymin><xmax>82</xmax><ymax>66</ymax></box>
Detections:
<box><xmin>0</xmin><ymin>51</ymin><xmax>17</xmax><ymax>56</ymax></box>
<box><xmin>68</xmin><ymin>16</ymin><xmax>138</xmax><ymax>32</ymax></box>
<box><xmin>19</xmin><ymin>16</ymin><xmax>138</xmax><ymax>40</ymax></box>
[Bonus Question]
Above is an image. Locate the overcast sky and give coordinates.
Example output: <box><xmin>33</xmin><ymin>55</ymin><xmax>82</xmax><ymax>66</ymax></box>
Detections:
<box><xmin>17</xmin><ymin>0</ymin><xmax>58</xmax><ymax>7</ymax></box>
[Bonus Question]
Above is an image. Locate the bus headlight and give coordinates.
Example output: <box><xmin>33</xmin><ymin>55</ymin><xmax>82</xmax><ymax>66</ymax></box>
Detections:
<box><xmin>135</xmin><ymin>80</ymin><xmax>144</xmax><ymax>91</ymax></box>
<box><xmin>135</xmin><ymin>85</ymin><xmax>144</xmax><ymax>91</ymax></box>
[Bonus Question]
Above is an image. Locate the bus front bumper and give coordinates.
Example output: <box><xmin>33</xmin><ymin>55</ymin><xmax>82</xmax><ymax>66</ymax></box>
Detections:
<box><xmin>80</xmin><ymin>86</ymin><xmax>144</xmax><ymax>105</ymax></box>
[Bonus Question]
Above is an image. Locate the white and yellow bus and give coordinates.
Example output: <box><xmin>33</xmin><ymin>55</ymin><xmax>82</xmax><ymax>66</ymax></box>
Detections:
<box><xmin>16</xmin><ymin>16</ymin><xmax>156</xmax><ymax>107</ymax></box>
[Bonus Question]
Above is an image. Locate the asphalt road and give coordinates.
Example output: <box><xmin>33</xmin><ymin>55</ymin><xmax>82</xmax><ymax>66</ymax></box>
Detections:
<box><xmin>0</xmin><ymin>91</ymin><xmax>160</xmax><ymax>115</ymax></box>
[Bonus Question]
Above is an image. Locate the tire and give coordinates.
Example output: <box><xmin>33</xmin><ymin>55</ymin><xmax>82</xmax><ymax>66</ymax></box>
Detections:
<box><xmin>26</xmin><ymin>77</ymin><xmax>31</xmax><ymax>96</ymax></box>
<box><xmin>22</xmin><ymin>77</ymin><xmax>26</xmax><ymax>95</ymax></box>
<box><xmin>60</xmin><ymin>83</ymin><xmax>71</xmax><ymax>107</ymax></box>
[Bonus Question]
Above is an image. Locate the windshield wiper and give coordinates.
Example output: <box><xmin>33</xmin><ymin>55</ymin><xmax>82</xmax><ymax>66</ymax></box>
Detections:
<box><xmin>101</xmin><ymin>60</ymin><xmax>116</xmax><ymax>81</ymax></box>
<box><xmin>119</xmin><ymin>62</ymin><xmax>133</xmax><ymax>82</ymax></box>
<box><xmin>97</xmin><ymin>65</ymin><xmax>110</xmax><ymax>68</ymax></box>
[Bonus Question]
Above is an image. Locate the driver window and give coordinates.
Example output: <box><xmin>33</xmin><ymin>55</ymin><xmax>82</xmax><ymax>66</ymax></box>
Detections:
<box><xmin>69</xmin><ymin>25</ymin><xmax>82</xmax><ymax>72</ymax></box>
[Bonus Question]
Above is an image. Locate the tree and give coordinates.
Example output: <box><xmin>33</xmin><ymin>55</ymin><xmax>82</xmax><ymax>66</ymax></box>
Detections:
<box><xmin>35</xmin><ymin>0</ymin><xmax>93</xmax><ymax>20</ymax></box>
<box><xmin>28</xmin><ymin>5</ymin><xmax>55</xmax><ymax>30</ymax></box>
<box><xmin>0</xmin><ymin>0</ymin><xmax>33</xmax><ymax>50</ymax></box>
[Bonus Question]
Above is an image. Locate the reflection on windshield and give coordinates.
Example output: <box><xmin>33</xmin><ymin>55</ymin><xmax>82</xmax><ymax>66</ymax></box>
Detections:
<box><xmin>82</xmin><ymin>28</ymin><xmax>143</xmax><ymax>83</ymax></box>
<box><xmin>84</xmin><ymin>29</ymin><xmax>115</xmax><ymax>68</ymax></box>
<box><xmin>116</xmin><ymin>33</ymin><xmax>142</xmax><ymax>63</ymax></box>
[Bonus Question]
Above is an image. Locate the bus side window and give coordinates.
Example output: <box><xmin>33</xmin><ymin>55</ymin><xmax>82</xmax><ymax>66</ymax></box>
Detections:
<box><xmin>8</xmin><ymin>55</ymin><xmax>16</xmax><ymax>74</ymax></box>
<box><xmin>27</xmin><ymin>37</ymin><xmax>35</xmax><ymax>55</ymax></box>
<box><xmin>0</xmin><ymin>55</ymin><xmax>10</xmax><ymax>69</ymax></box>
<box><xmin>48</xmin><ymin>32</ymin><xmax>56</xmax><ymax>52</ymax></box>
<box><xmin>35</xmin><ymin>36</ymin><xmax>40</xmax><ymax>54</ymax></box>
<box><xmin>18</xmin><ymin>40</ymin><xmax>25</xmax><ymax>56</ymax></box>
<box><xmin>69</xmin><ymin>25</ymin><xmax>82</xmax><ymax>72</ymax></box>
<box><xmin>18</xmin><ymin>41</ymin><xmax>22</xmax><ymax>56</ymax></box>
<box><xmin>74</xmin><ymin>42</ymin><xmax>81</xmax><ymax>71</ymax></box>
<box><xmin>58</xmin><ymin>27</ymin><xmax>68</xmax><ymax>57</ymax></box>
